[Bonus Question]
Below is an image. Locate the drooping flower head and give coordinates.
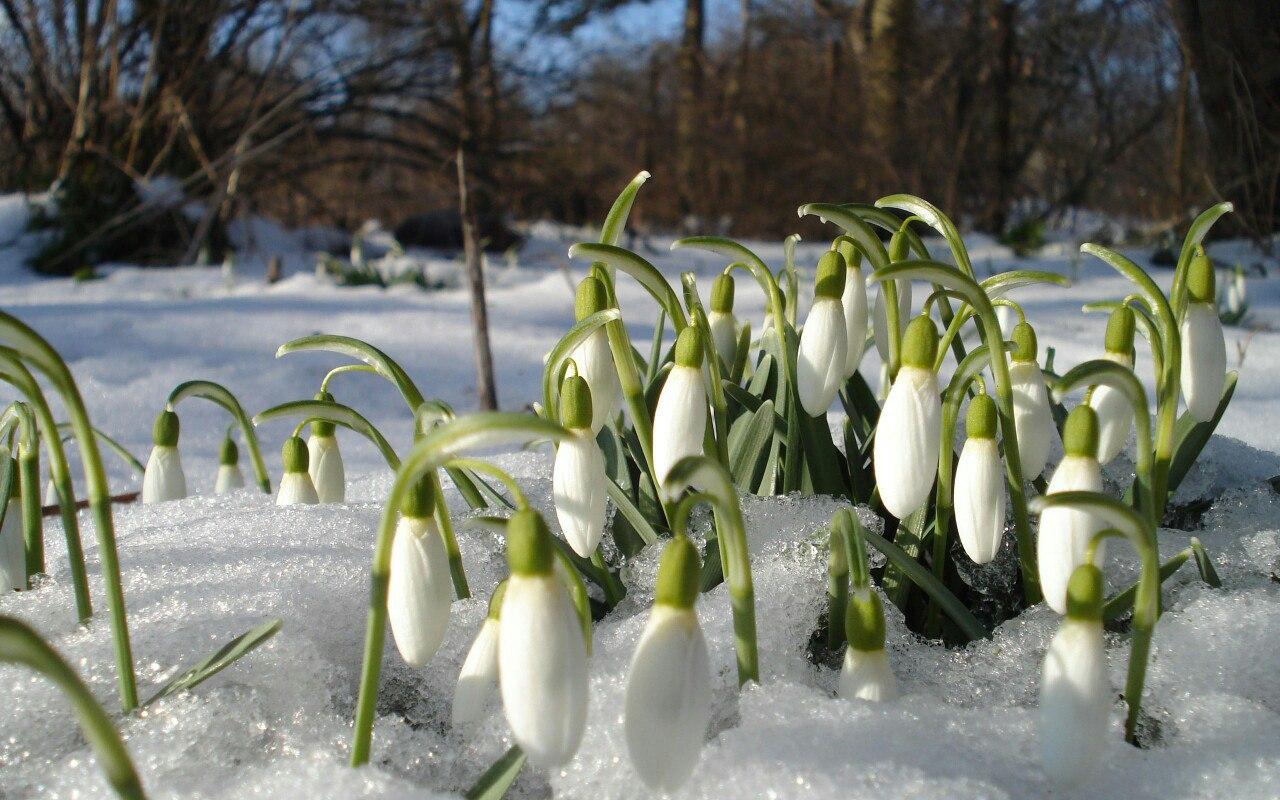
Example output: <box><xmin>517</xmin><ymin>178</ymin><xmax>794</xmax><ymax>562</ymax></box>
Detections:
<box><xmin>954</xmin><ymin>393</ymin><xmax>1006</xmax><ymax>564</ymax></box>
<box><xmin>874</xmin><ymin>314</ymin><xmax>941</xmax><ymax>519</ymax></box>
<box><xmin>308</xmin><ymin>390</ymin><xmax>345</xmax><ymax>503</ymax></box>
<box><xmin>452</xmin><ymin>580</ymin><xmax>506</xmax><ymax>727</ymax></box>
<box><xmin>214</xmin><ymin>434</ymin><xmax>245</xmax><ymax>494</ymax></box>
<box><xmin>1038</xmin><ymin>405</ymin><xmax>1104</xmax><ymax>614</ymax></box>
<box><xmin>625</xmin><ymin>536</ymin><xmax>712</xmax><ymax>792</ymax></box>
<box><xmin>553</xmin><ymin>374</ymin><xmax>607</xmax><ymax>558</ymax></box>
<box><xmin>276</xmin><ymin>435</ymin><xmax>319</xmax><ymax>505</ymax></box>
<box><xmin>835</xmin><ymin>238</ymin><xmax>870</xmax><ymax>377</ymax></box>
<box><xmin>840</xmin><ymin>587</ymin><xmax>898</xmax><ymax>702</ymax></box>
<box><xmin>1008</xmin><ymin>322</ymin><xmax>1056</xmax><ymax>480</ymax></box>
<box><xmin>1180</xmin><ymin>248</ymin><xmax>1227</xmax><ymax>421</ymax></box>
<box><xmin>387</xmin><ymin>476</ymin><xmax>452</xmax><ymax>667</ymax></box>
<box><xmin>142</xmin><ymin>409</ymin><xmax>187</xmax><ymax>504</ymax></box>
<box><xmin>797</xmin><ymin>250</ymin><xmax>849</xmax><ymax>416</ymax></box>
<box><xmin>707</xmin><ymin>272</ymin><xmax>739</xmax><ymax>370</ymax></box>
<box><xmin>571</xmin><ymin>275</ymin><xmax>622</xmax><ymax>433</ymax></box>
<box><xmin>652</xmin><ymin>326</ymin><xmax>708</xmax><ymax>486</ymax></box>
<box><xmin>1090</xmin><ymin>306</ymin><xmax>1136</xmax><ymax>464</ymax></box>
<box><xmin>499</xmin><ymin>509</ymin><xmax>589</xmax><ymax>767</ymax></box>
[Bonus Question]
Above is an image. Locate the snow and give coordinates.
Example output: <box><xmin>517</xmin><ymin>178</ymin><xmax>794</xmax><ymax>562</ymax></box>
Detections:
<box><xmin>1</xmin><ymin>197</ymin><xmax>1279</xmax><ymax>798</ymax></box>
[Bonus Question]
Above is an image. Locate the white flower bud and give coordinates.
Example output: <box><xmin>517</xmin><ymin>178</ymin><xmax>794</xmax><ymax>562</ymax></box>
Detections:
<box><xmin>1180</xmin><ymin>302</ymin><xmax>1226</xmax><ymax>422</ymax></box>
<box><xmin>387</xmin><ymin>514</ymin><xmax>453</xmax><ymax>667</ymax></box>
<box><xmin>307</xmin><ymin>434</ymin><xmax>345</xmax><ymax>503</ymax></box>
<box><xmin>214</xmin><ymin>463</ymin><xmax>245</xmax><ymax>494</ymax></box>
<box><xmin>842</xmin><ymin>259</ymin><xmax>869</xmax><ymax>376</ymax></box>
<box><xmin>1040</xmin><ymin>618</ymin><xmax>1109</xmax><ymax>785</ymax></box>
<box><xmin>954</xmin><ymin>396</ymin><xmax>1005</xmax><ymax>564</ymax></box>
<box><xmin>708</xmin><ymin>310</ymin><xmax>738</xmax><ymax>370</ymax></box>
<box><xmin>840</xmin><ymin>646</ymin><xmax>899</xmax><ymax>702</ymax></box>
<box><xmin>797</xmin><ymin>296</ymin><xmax>848</xmax><ymax>416</ymax></box>
<box><xmin>874</xmin><ymin>365</ymin><xmax>941</xmax><ymax>519</ymax></box>
<box><xmin>452</xmin><ymin>617</ymin><xmax>500</xmax><ymax>727</ymax></box>
<box><xmin>553</xmin><ymin>429</ymin><xmax>607</xmax><ymax>558</ymax></box>
<box><xmin>142</xmin><ymin>446</ymin><xmax>187</xmax><ymax>503</ymax></box>
<box><xmin>652</xmin><ymin>329</ymin><xmax>708</xmax><ymax>486</ymax></box>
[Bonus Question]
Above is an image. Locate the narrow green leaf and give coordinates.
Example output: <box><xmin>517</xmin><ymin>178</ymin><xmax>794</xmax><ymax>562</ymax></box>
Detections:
<box><xmin>606</xmin><ymin>474</ymin><xmax>661</xmax><ymax>545</ymax></box>
<box><xmin>567</xmin><ymin>243</ymin><xmax>687</xmax><ymax>330</ymax></box>
<box><xmin>541</xmin><ymin>309</ymin><xmax>622</xmax><ymax>421</ymax></box>
<box><xmin>276</xmin><ymin>334</ymin><xmax>425</xmax><ymax>411</ymax></box>
<box><xmin>729</xmin><ymin>400</ymin><xmax>775</xmax><ymax>490</ymax></box>
<box><xmin>1190</xmin><ymin>537</ymin><xmax>1222</xmax><ymax>588</ymax></box>
<box><xmin>144</xmin><ymin>619</ymin><xmax>282</xmax><ymax>706</ymax></box>
<box><xmin>465</xmin><ymin>746</ymin><xmax>526</xmax><ymax>800</ymax></box>
<box><xmin>600</xmin><ymin>171</ymin><xmax>650</xmax><ymax>246</ymax></box>
<box><xmin>1166</xmin><ymin>371</ymin><xmax>1238</xmax><ymax>497</ymax></box>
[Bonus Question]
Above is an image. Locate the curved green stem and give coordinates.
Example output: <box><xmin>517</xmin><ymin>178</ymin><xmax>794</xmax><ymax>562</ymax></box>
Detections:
<box><xmin>664</xmin><ymin>455</ymin><xmax>758</xmax><ymax>685</ymax></box>
<box><xmin>276</xmin><ymin>334</ymin><xmax>426</xmax><ymax>412</ymax></box>
<box><xmin>350</xmin><ymin>413</ymin><xmax>570</xmax><ymax>765</ymax></box>
<box><xmin>444</xmin><ymin>457</ymin><xmax>528</xmax><ymax>509</ymax></box>
<box><xmin>0</xmin><ymin>354</ymin><xmax>92</xmax><ymax>620</ymax></box>
<box><xmin>567</xmin><ymin>243</ymin><xmax>688</xmax><ymax>331</ymax></box>
<box><xmin>0</xmin><ymin>313</ymin><xmax>137</xmax><ymax>710</ymax></box>
<box><xmin>320</xmin><ymin>363</ymin><xmax>378</xmax><ymax>394</ymax></box>
<box><xmin>875</xmin><ymin>194</ymin><xmax>976</xmax><ymax>278</ymax></box>
<box><xmin>167</xmin><ymin>380</ymin><xmax>271</xmax><ymax>493</ymax></box>
<box><xmin>0</xmin><ymin>616</ymin><xmax>147</xmax><ymax>799</ymax></box>
<box><xmin>870</xmin><ymin>262</ymin><xmax>1040</xmax><ymax>603</ymax></box>
<box><xmin>254</xmin><ymin>399</ymin><xmax>400</xmax><ymax>469</ymax></box>
<box><xmin>1029</xmin><ymin>491</ymin><xmax>1159</xmax><ymax>744</ymax></box>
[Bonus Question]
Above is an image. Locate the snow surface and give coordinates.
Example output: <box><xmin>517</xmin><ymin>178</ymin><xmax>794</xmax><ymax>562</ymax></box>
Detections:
<box><xmin>1</xmin><ymin>201</ymin><xmax>1279</xmax><ymax>798</ymax></box>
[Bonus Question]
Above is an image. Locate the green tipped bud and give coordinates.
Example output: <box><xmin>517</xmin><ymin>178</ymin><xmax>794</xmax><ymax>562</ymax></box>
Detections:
<box><xmin>506</xmin><ymin>509</ymin><xmax>555</xmax><ymax>576</ymax></box>
<box><xmin>966</xmin><ymin>393</ymin><xmax>998</xmax><ymax>440</ymax></box>
<box><xmin>674</xmin><ymin>326</ymin><xmax>704</xmax><ymax>368</ymax></box>
<box><xmin>282</xmin><ymin>435</ymin><xmax>309</xmax><ymax>473</ymax></box>
<box><xmin>486</xmin><ymin>579</ymin><xmax>509</xmax><ymax>620</ymax></box>
<box><xmin>845</xmin><ymin>589</ymin><xmax>887</xmax><ymax>652</ymax></box>
<box><xmin>152</xmin><ymin>410</ymin><xmax>180</xmax><ymax>447</ymax></box>
<box><xmin>219</xmin><ymin>436</ymin><xmax>239</xmax><ymax>466</ymax></box>
<box><xmin>710</xmin><ymin>273</ymin><xmax>735</xmax><ymax>313</ymax></box>
<box><xmin>559</xmin><ymin>374</ymin><xmax>594</xmax><ymax>430</ymax></box>
<box><xmin>814</xmin><ymin>250</ymin><xmax>847</xmax><ymax>300</ymax></box>
<box><xmin>900</xmin><ymin>314</ymin><xmax>939</xmax><ymax>370</ymax></box>
<box><xmin>1011</xmin><ymin>322</ymin><xmax>1037</xmax><ymax>362</ymax></box>
<box><xmin>654</xmin><ymin>535</ymin><xmax>702</xmax><ymax>609</ymax></box>
<box><xmin>1104</xmin><ymin>305</ymin><xmax>1136</xmax><ymax>355</ymax></box>
<box><xmin>1062</xmin><ymin>405</ymin><xmax>1100</xmax><ymax>459</ymax></box>
<box><xmin>833</xmin><ymin>236</ymin><xmax>861</xmax><ymax>271</ymax></box>
<box><xmin>398</xmin><ymin>475</ymin><xmax>436</xmax><ymax>519</ymax></box>
<box><xmin>1187</xmin><ymin>247</ymin><xmax>1216</xmax><ymax>304</ymax></box>
<box><xmin>888</xmin><ymin>229</ymin><xmax>909</xmax><ymax>262</ymax></box>
<box><xmin>575</xmin><ymin>275</ymin><xmax>609</xmax><ymax>320</ymax></box>
<box><xmin>1064</xmin><ymin>563</ymin><xmax>1105</xmax><ymax>621</ymax></box>
<box><xmin>311</xmin><ymin>391</ymin><xmax>337</xmax><ymax>437</ymax></box>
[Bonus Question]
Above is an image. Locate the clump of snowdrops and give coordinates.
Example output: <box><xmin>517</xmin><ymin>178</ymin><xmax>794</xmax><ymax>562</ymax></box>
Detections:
<box><xmin>1</xmin><ymin>175</ymin><xmax>1239</xmax><ymax>798</ymax></box>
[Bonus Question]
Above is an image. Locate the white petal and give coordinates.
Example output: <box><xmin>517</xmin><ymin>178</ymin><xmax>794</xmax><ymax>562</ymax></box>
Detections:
<box><xmin>1089</xmin><ymin>383</ymin><xmax>1132</xmax><ymax>465</ymax></box>
<box><xmin>1009</xmin><ymin>360</ymin><xmax>1055</xmax><ymax>479</ymax></box>
<box><xmin>954</xmin><ymin>438</ymin><xmax>1005</xmax><ymax>564</ymax></box>
<box><xmin>142</xmin><ymin>446</ymin><xmax>187</xmax><ymax>503</ymax></box>
<box><xmin>872</xmin><ymin>279</ymin><xmax>912</xmax><ymax>363</ymax></box>
<box><xmin>652</xmin><ymin>365</ymin><xmax>707</xmax><ymax>485</ymax></box>
<box><xmin>452</xmin><ymin>618</ymin><xmax>500</xmax><ymax>727</ymax></box>
<box><xmin>1180</xmin><ymin>303</ymin><xmax>1226</xmax><ymax>422</ymax></box>
<box><xmin>1037</xmin><ymin>456</ymin><xmax>1104</xmax><ymax>614</ymax></box>
<box><xmin>1040</xmin><ymin>619</ymin><xmax>1109</xmax><ymax>785</ymax></box>
<box><xmin>275</xmin><ymin>472</ymin><xmax>319</xmax><ymax>505</ymax></box>
<box><xmin>387</xmin><ymin>516</ymin><xmax>453</xmax><ymax>667</ymax></box>
<box><xmin>214</xmin><ymin>464</ymin><xmax>246</xmax><ymax>494</ymax></box>
<box><xmin>840</xmin><ymin>647</ymin><xmax>899</xmax><ymax>702</ymax></box>
<box><xmin>553</xmin><ymin>431</ymin><xmax>608</xmax><ymax>558</ymax></box>
<box><xmin>842</xmin><ymin>264</ymin><xmax>869</xmax><ymax>376</ymax></box>
<box><xmin>44</xmin><ymin>479</ymin><xmax>59</xmax><ymax>507</ymax></box>
<box><xmin>708</xmin><ymin>311</ymin><xmax>738</xmax><ymax>369</ymax></box>
<box><xmin>797</xmin><ymin>298</ymin><xmax>849</xmax><ymax>416</ymax></box>
<box><xmin>308</xmin><ymin>435</ymin><xmax>346</xmax><ymax>503</ymax></box>
<box><xmin>498</xmin><ymin>574</ymin><xmax>589</xmax><ymax>767</ymax></box>
<box><xmin>624</xmin><ymin>606</ymin><xmax>712</xmax><ymax>792</ymax></box>
<box><xmin>1</xmin><ymin>498</ymin><xmax>24</xmax><ymax>590</ymax></box>
<box><xmin>874</xmin><ymin>366</ymin><xmax>941</xmax><ymax>519</ymax></box>
<box><xmin>571</xmin><ymin>330</ymin><xmax>621</xmax><ymax>433</ymax></box>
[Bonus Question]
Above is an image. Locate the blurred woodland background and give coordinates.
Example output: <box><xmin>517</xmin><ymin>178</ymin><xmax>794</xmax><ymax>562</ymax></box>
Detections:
<box><xmin>1</xmin><ymin>0</ymin><xmax>1276</xmax><ymax>274</ymax></box>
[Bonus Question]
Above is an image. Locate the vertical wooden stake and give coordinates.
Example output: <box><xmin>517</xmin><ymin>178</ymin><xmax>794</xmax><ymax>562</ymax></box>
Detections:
<box><xmin>457</xmin><ymin>147</ymin><xmax>498</xmax><ymax>410</ymax></box>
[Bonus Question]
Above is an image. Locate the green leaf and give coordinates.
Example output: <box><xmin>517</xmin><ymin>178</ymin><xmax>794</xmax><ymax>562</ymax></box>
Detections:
<box><xmin>541</xmin><ymin>309</ymin><xmax>622</xmax><ymax>421</ymax></box>
<box><xmin>874</xmin><ymin>194</ymin><xmax>974</xmax><ymax>277</ymax></box>
<box><xmin>55</xmin><ymin>422</ymin><xmax>144</xmax><ymax>476</ymax></box>
<box><xmin>606</xmin><ymin>474</ymin><xmax>661</xmax><ymax>545</ymax></box>
<box><xmin>795</xmin><ymin>203</ymin><xmax>891</xmax><ymax>271</ymax></box>
<box><xmin>1166</xmin><ymin>371</ymin><xmax>1238</xmax><ymax>497</ymax></box>
<box><xmin>276</xmin><ymin>334</ymin><xmax>425</xmax><ymax>411</ymax></box>
<box><xmin>465</xmin><ymin>746</ymin><xmax>527</xmax><ymax>800</ymax></box>
<box><xmin>729</xmin><ymin>400</ymin><xmax>776</xmax><ymax>490</ymax></box>
<box><xmin>600</xmin><ymin>171</ymin><xmax>650</xmax><ymax>246</ymax></box>
<box><xmin>982</xmin><ymin>270</ymin><xmax>1071</xmax><ymax>293</ymax></box>
<box><xmin>567</xmin><ymin>243</ymin><xmax>687</xmax><ymax>330</ymax></box>
<box><xmin>144</xmin><ymin>619</ymin><xmax>282</xmax><ymax>706</ymax></box>
<box><xmin>1190</xmin><ymin>537</ymin><xmax>1222</xmax><ymax>588</ymax></box>
<box><xmin>253</xmin><ymin>399</ymin><xmax>400</xmax><ymax>470</ymax></box>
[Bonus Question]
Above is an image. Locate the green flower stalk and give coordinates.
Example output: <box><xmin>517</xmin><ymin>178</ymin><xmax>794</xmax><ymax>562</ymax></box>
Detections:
<box><xmin>166</xmin><ymin>380</ymin><xmax>271</xmax><ymax>493</ymax></box>
<box><xmin>0</xmin><ymin>454</ymin><xmax>23</xmax><ymax>590</ymax></box>
<box><xmin>0</xmin><ymin>616</ymin><xmax>146</xmax><ymax>799</ymax></box>
<box><xmin>1</xmin><ymin>401</ymin><xmax>43</xmax><ymax>579</ymax></box>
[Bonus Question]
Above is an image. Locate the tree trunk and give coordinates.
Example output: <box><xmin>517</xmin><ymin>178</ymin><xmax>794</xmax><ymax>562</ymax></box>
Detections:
<box><xmin>457</xmin><ymin>147</ymin><xmax>498</xmax><ymax>411</ymax></box>
<box><xmin>676</xmin><ymin>0</ymin><xmax>705</xmax><ymax>220</ymax></box>
<box><xmin>1170</xmin><ymin>0</ymin><xmax>1280</xmax><ymax>238</ymax></box>
<box><xmin>865</xmin><ymin>0</ymin><xmax>916</xmax><ymax>184</ymax></box>
<box><xmin>987</xmin><ymin>0</ymin><xmax>1017</xmax><ymax>233</ymax></box>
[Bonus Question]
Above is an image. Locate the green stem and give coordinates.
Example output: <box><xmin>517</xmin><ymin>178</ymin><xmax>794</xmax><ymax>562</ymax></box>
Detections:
<box><xmin>19</xmin><ymin>441</ymin><xmax>42</xmax><ymax>578</ymax></box>
<box><xmin>0</xmin><ymin>314</ymin><xmax>138</xmax><ymax>711</ymax></box>
<box><xmin>0</xmin><ymin>616</ymin><xmax>147</xmax><ymax>799</ymax></box>
<box><xmin>167</xmin><ymin>380</ymin><xmax>272</xmax><ymax>493</ymax></box>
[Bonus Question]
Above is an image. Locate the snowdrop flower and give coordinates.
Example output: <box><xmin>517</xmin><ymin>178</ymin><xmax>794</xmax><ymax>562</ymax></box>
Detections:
<box><xmin>1008</xmin><ymin>322</ymin><xmax>1056</xmax><ymax>480</ymax></box>
<box><xmin>570</xmin><ymin>276</ymin><xmax>621</xmax><ymax>433</ymax></box>
<box><xmin>307</xmin><ymin>391</ymin><xmax>345</xmax><ymax>503</ymax></box>
<box><xmin>840</xmin><ymin>587</ymin><xmax>898</xmax><ymax>702</ymax></box>
<box><xmin>652</xmin><ymin>327</ymin><xmax>708</xmax><ymax>486</ymax></box>
<box><xmin>707</xmin><ymin>272</ymin><xmax>739</xmax><ymax>369</ymax></box>
<box><xmin>553</xmin><ymin>374</ymin><xmax>607</xmax><ymax>558</ymax></box>
<box><xmin>387</xmin><ymin>478</ymin><xmax>453</xmax><ymax>667</ymax></box>
<box><xmin>874</xmin><ymin>314</ymin><xmax>941</xmax><ymax>519</ymax></box>
<box><xmin>1180</xmin><ymin>250</ymin><xmax>1226</xmax><ymax>421</ymax></box>
<box><xmin>1037</xmin><ymin>406</ymin><xmax>1105</xmax><ymax>614</ymax></box>
<box><xmin>43</xmin><ymin>478</ymin><xmax>58</xmax><ymax>507</ymax></box>
<box><xmin>214</xmin><ymin>435</ymin><xmax>245</xmax><ymax>494</ymax></box>
<box><xmin>275</xmin><ymin>436</ymin><xmax>319</xmax><ymax>505</ymax></box>
<box><xmin>625</xmin><ymin>536</ymin><xmax>711</xmax><ymax>792</ymax></box>
<box><xmin>1225</xmin><ymin>265</ymin><xmax>1246</xmax><ymax>316</ymax></box>
<box><xmin>872</xmin><ymin>278</ymin><xmax>912</xmax><ymax>364</ymax></box>
<box><xmin>452</xmin><ymin>581</ymin><xmax>506</xmax><ymax>727</ymax></box>
<box><xmin>1</xmin><ymin>456</ymin><xmax>23</xmax><ymax>590</ymax></box>
<box><xmin>954</xmin><ymin>393</ymin><xmax>1005</xmax><ymax>564</ymax></box>
<box><xmin>1040</xmin><ymin>563</ymin><xmax>1110</xmax><ymax>786</ymax></box>
<box><xmin>797</xmin><ymin>251</ymin><xmax>849</xmax><ymax>416</ymax></box>
<box><xmin>499</xmin><ymin>509</ymin><xmax>589</xmax><ymax>767</ymax></box>
<box><xmin>1089</xmin><ymin>306</ymin><xmax>1136</xmax><ymax>465</ymax></box>
<box><xmin>840</xmin><ymin>245</ymin><xmax>869</xmax><ymax>377</ymax></box>
<box><xmin>142</xmin><ymin>410</ymin><xmax>187</xmax><ymax>503</ymax></box>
